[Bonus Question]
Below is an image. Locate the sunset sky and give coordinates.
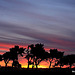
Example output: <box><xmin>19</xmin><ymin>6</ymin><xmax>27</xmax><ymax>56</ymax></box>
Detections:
<box><xmin>0</xmin><ymin>0</ymin><xmax>75</xmax><ymax>68</ymax></box>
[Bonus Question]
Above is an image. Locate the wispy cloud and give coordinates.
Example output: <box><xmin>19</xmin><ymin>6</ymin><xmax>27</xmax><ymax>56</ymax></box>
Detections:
<box><xmin>0</xmin><ymin>0</ymin><xmax>75</xmax><ymax>55</ymax></box>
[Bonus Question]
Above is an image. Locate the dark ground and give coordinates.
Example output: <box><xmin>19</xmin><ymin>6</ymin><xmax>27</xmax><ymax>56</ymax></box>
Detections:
<box><xmin>0</xmin><ymin>67</ymin><xmax>75</xmax><ymax>73</ymax></box>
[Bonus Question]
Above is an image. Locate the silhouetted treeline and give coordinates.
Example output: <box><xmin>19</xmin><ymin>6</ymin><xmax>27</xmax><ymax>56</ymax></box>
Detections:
<box><xmin>0</xmin><ymin>43</ymin><xmax>75</xmax><ymax>68</ymax></box>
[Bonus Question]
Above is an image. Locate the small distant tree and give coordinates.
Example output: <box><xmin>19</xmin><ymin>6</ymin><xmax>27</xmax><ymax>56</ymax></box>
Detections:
<box><xmin>55</xmin><ymin>55</ymin><xmax>69</xmax><ymax>68</ymax></box>
<box><xmin>55</xmin><ymin>54</ymin><xmax>75</xmax><ymax>68</ymax></box>
<box><xmin>48</xmin><ymin>49</ymin><xmax>64</xmax><ymax>68</ymax></box>
<box><xmin>54</xmin><ymin>50</ymin><xmax>64</xmax><ymax>68</ymax></box>
<box><xmin>3</xmin><ymin>52</ymin><xmax>11</xmax><ymax>67</ymax></box>
<box><xmin>67</xmin><ymin>54</ymin><xmax>75</xmax><ymax>68</ymax></box>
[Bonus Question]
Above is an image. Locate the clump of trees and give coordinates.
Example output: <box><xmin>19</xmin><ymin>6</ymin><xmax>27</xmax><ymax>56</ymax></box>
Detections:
<box><xmin>0</xmin><ymin>43</ymin><xmax>75</xmax><ymax>68</ymax></box>
<box><xmin>0</xmin><ymin>46</ymin><xmax>25</xmax><ymax>68</ymax></box>
<box><xmin>25</xmin><ymin>44</ymin><xmax>49</xmax><ymax>68</ymax></box>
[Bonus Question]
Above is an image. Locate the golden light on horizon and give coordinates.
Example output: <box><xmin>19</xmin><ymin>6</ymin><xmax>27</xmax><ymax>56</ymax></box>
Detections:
<box><xmin>22</xmin><ymin>65</ymin><xmax>48</xmax><ymax>68</ymax></box>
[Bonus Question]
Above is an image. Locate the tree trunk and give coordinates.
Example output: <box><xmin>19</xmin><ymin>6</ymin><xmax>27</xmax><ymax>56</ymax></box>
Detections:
<box><xmin>60</xmin><ymin>65</ymin><xmax>61</xmax><ymax>68</ymax></box>
<box><xmin>28</xmin><ymin>63</ymin><xmax>29</xmax><ymax>68</ymax></box>
<box><xmin>28</xmin><ymin>57</ymin><xmax>29</xmax><ymax>68</ymax></box>
<box><xmin>36</xmin><ymin>64</ymin><xmax>38</xmax><ymax>68</ymax></box>
<box><xmin>49</xmin><ymin>61</ymin><xmax>52</xmax><ymax>68</ymax></box>
<box><xmin>70</xmin><ymin>64</ymin><xmax>72</xmax><ymax>68</ymax></box>
<box><xmin>35</xmin><ymin>60</ymin><xmax>38</xmax><ymax>69</ymax></box>
<box><xmin>5</xmin><ymin>63</ymin><xmax>7</xmax><ymax>67</ymax></box>
<box><xmin>4</xmin><ymin>60</ymin><xmax>9</xmax><ymax>67</ymax></box>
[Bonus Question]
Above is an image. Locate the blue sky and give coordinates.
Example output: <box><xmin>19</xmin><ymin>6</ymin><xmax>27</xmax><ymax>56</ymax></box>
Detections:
<box><xmin>0</xmin><ymin>0</ymin><xmax>75</xmax><ymax>55</ymax></box>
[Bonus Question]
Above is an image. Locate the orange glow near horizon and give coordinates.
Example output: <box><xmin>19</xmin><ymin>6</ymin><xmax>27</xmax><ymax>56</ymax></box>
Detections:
<box><xmin>0</xmin><ymin>60</ymin><xmax>74</xmax><ymax>68</ymax></box>
<box><xmin>0</xmin><ymin>43</ymin><xmax>74</xmax><ymax>68</ymax></box>
<box><xmin>0</xmin><ymin>43</ymin><xmax>28</xmax><ymax>55</ymax></box>
<box><xmin>22</xmin><ymin>65</ymin><xmax>48</xmax><ymax>68</ymax></box>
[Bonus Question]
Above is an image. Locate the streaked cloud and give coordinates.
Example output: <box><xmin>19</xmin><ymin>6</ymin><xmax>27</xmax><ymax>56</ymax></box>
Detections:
<box><xmin>0</xmin><ymin>0</ymin><xmax>75</xmax><ymax>55</ymax></box>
